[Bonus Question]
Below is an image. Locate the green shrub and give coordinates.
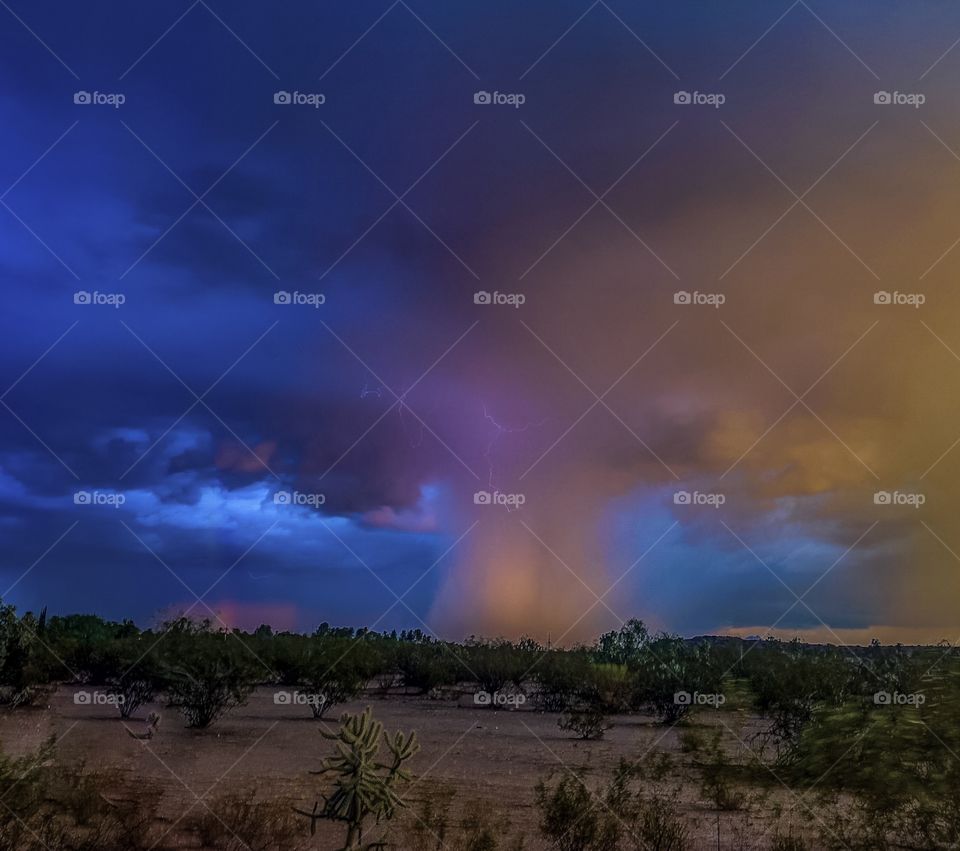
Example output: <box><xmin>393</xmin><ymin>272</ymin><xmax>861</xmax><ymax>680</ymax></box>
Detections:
<box><xmin>629</xmin><ymin>637</ymin><xmax>722</xmax><ymax>723</ymax></box>
<box><xmin>396</xmin><ymin>643</ymin><xmax>460</xmax><ymax>694</ymax></box>
<box><xmin>158</xmin><ymin>620</ymin><xmax>261</xmax><ymax>728</ymax></box>
<box><xmin>558</xmin><ymin>706</ymin><xmax>613</xmax><ymax>740</ymax></box>
<box><xmin>464</xmin><ymin>639</ymin><xmax>531</xmax><ymax>697</ymax></box>
<box><xmin>283</xmin><ymin>637</ymin><xmax>377</xmax><ymax>718</ymax></box>
<box><xmin>190</xmin><ymin>790</ymin><xmax>301</xmax><ymax>851</ymax></box>
<box><xmin>535</xmin><ymin>773</ymin><xmax>621</xmax><ymax>851</ymax></box>
<box><xmin>0</xmin><ymin>603</ymin><xmax>56</xmax><ymax>707</ymax></box>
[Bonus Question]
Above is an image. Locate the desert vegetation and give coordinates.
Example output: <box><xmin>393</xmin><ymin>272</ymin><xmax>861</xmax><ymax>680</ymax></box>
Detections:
<box><xmin>0</xmin><ymin>600</ymin><xmax>958</xmax><ymax>848</ymax></box>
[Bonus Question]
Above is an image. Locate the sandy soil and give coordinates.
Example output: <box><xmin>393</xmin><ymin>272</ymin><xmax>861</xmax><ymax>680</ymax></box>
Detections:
<box><xmin>0</xmin><ymin>686</ymin><xmax>822</xmax><ymax>849</ymax></box>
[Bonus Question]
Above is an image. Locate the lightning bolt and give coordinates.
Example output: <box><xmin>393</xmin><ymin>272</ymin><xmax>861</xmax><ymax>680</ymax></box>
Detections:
<box><xmin>360</xmin><ymin>382</ymin><xmax>424</xmax><ymax>447</ymax></box>
<box><xmin>482</xmin><ymin>404</ymin><xmax>548</xmax><ymax>492</ymax></box>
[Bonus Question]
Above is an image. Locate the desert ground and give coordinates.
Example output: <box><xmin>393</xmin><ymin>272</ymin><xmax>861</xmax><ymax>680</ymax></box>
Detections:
<box><xmin>3</xmin><ymin>685</ymin><xmax>817</xmax><ymax>850</ymax></box>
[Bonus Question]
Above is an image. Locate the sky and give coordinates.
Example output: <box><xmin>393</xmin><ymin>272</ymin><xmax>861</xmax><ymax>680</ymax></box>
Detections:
<box><xmin>3</xmin><ymin>0</ymin><xmax>960</xmax><ymax>644</ymax></box>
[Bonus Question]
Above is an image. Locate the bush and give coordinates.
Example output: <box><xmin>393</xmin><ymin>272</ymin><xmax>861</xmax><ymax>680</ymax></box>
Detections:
<box><xmin>108</xmin><ymin>674</ymin><xmax>156</xmax><ymax>720</ymax></box>
<box><xmin>537</xmin><ymin>756</ymin><xmax>689</xmax><ymax>851</ymax></box>
<box><xmin>0</xmin><ymin>604</ymin><xmax>56</xmax><ymax>707</ymax></box>
<box><xmin>396</xmin><ymin>643</ymin><xmax>460</xmax><ymax>694</ymax></box>
<box><xmin>158</xmin><ymin>620</ymin><xmax>261</xmax><ymax>728</ymax></box>
<box><xmin>282</xmin><ymin>637</ymin><xmax>377</xmax><ymax>718</ymax></box>
<box><xmin>678</xmin><ymin>728</ymin><xmax>705</xmax><ymax>754</ymax></box>
<box><xmin>163</xmin><ymin>655</ymin><xmax>258</xmax><ymax>728</ymax></box>
<box><xmin>100</xmin><ymin>637</ymin><xmax>161</xmax><ymax>719</ymax></box>
<box><xmin>0</xmin><ymin>735</ymin><xmax>55</xmax><ymax>842</ymax></box>
<box><xmin>686</xmin><ymin>730</ymin><xmax>745</xmax><ymax>812</ymax></box>
<box><xmin>0</xmin><ymin>739</ymin><xmax>162</xmax><ymax>851</ymax></box>
<box><xmin>402</xmin><ymin>783</ymin><xmax>455</xmax><ymax>850</ymax></box>
<box><xmin>769</xmin><ymin>830</ymin><xmax>809</xmax><ymax>850</ymax></box>
<box><xmin>402</xmin><ymin>786</ymin><xmax>526</xmax><ymax>851</ymax></box>
<box><xmin>533</xmin><ymin>650</ymin><xmax>592</xmax><ymax>712</ymax></box>
<box><xmin>630</xmin><ymin>793</ymin><xmax>688</xmax><ymax>850</ymax></box>
<box><xmin>190</xmin><ymin>790</ymin><xmax>301</xmax><ymax>851</ymax></box>
<box><xmin>460</xmin><ymin>799</ymin><xmax>517</xmax><ymax>851</ymax></box>
<box><xmin>594</xmin><ymin>619</ymin><xmax>650</xmax><ymax>666</ymax></box>
<box><xmin>558</xmin><ymin>706</ymin><xmax>612</xmax><ymax>740</ymax></box>
<box><xmin>745</xmin><ymin>641</ymin><xmax>857</xmax><ymax>762</ymax></box>
<box><xmin>535</xmin><ymin>773</ymin><xmax>621</xmax><ymax>851</ymax></box>
<box><xmin>463</xmin><ymin>639</ymin><xmax>531</xmax><ymax>698</ymax></box>
<box><xmin>629</xmin><ymin>636</ymin><xmax>722</xmax><ymax>723</ymax></box>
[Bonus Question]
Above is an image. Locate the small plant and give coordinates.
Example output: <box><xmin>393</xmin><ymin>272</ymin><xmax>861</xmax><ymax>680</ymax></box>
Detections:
<box><xmin>536</xmin><ymin>757</ymin><xmax>689</xmax><ymax>851</ymax></box>
<box><xmin>460</xmin><ymin>799</ymin><xmax>511</xmax><ymax>851</ymax></box>
<box><xmin>678</xmin><ymin>727</ymin><xmax>705</xmax><ymax>754</ymax></box>
<box><xmin>191</xmin><ymin>790</ymin><xmax>301</xmax><ymax>851</ymax></box>
<box><xmin>401</xmin><ymin>782</ymin><xmax>454</xmax><ymax>850</ymax></box>
<box><xmin>558</xmin><ymin>706</ymin><xmax>612</xmax><ymax>740</ymax></box>
<box><xmin>535</xmin><ymin>773</ymin><xmax>621</xmax><ymax>851</ymax></box>
<box><xmin>699</xmin><ymin>734</ymin><xmax>745</xmax><ymax>812</ymax></box>
<box><xmin>0</xmin><ymin>735</ymin><xmax>56</xmax><ymax>843</ymax></box>
<box><xmin>402</xmin><ymin>786</ymin><xmax>525</xmax><ymax>851</ymax></box>
<box><xmin>107</xmin><ymin>675</ymin><xmax>156</xmax><ymax>719</ymax></box>
<box><xmin>295</xmin><ymin>706</ymin><xmax>419</xmax><ymax>850</ymax></box>
<box><xmin>631</xmin><ymin>793</ymin><xmax>688</xmax><ymax>851</ymax></box>
<box><xmin>769</xmin><ymin>829</ymin><xmax>809</xmax><ymax>850</ymax></box>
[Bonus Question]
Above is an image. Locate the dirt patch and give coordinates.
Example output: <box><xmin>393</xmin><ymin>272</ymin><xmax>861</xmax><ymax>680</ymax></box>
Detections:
<box><xmin>0</xmin><ymin>686</ymin><xmax>820</xmax><ymax>849</ymax></box>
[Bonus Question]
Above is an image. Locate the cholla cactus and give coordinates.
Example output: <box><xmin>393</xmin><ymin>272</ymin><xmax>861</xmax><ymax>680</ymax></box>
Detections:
<box><xmin>295</xmin><ymin>706</ymin><xmax>418</xmax><ymax>850</ymax></box>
